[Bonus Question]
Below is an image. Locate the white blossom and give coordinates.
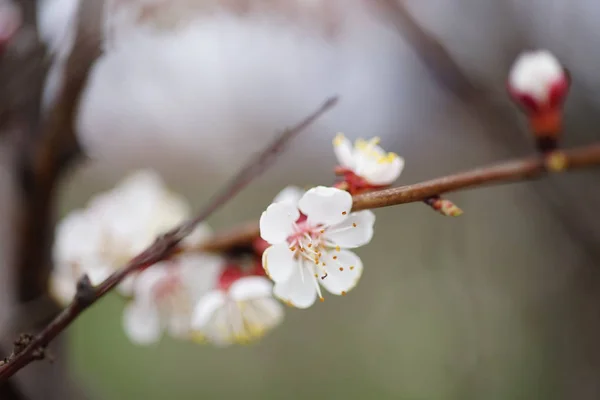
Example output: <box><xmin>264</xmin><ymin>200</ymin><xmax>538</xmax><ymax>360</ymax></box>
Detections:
<box><xmin>51</xmin><ymin>169</ymin><xmax>202</xmax><ymax>305</ymax></box>
<box><xmin>260</xmin><ymin>186</ymin><xmax>374</xmax><ymax>308</ymax></box>
<box><xmin>123</xmin><ymin>253</ymin><xmax>223</xmax><ymax>345</ymax></box>
<box><xmin>508</xmin><ymin>50</ymin><xmax>568</xmax><ymax>107</ymax></box>
<box><xmin>333</xmin><ymin>133</ymin><xmax>403</xmax><ymax>187</ymax></box>
<box><xmin>191</xmin><ymin>274</ymin><xmax>283</xmax><ymax>346</ymax></box>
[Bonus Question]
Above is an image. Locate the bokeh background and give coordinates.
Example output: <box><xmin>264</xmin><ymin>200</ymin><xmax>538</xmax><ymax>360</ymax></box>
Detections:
<box><xmin>3</xmin><ymin>0</ymin><xmax>600</xmax><ymax>399</ymax></box>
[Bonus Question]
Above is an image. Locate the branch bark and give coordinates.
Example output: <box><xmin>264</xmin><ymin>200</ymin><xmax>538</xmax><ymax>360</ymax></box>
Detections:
<box><xmin>198</xmin><ymin>143</ymin><xmax>600</xmax><ymax>252</ymax></box>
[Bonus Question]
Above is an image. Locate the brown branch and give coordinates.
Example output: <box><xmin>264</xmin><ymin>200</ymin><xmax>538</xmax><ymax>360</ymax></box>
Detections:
<box><xmin>15</xmin><ymin>0</ymin><xmax>104</xmax><ymax>303</ymax></box>
<box><xmin>195</xmin><ymin>143</ymin><xmax>600</xmax><ymax>253</ymax></box>
<box><xmin>0</xmin><ymin>96</ymin><xmax>338</xmax><ymax>382</ymax></box>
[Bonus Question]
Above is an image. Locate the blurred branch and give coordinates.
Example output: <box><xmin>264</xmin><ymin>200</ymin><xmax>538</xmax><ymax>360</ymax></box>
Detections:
<box><xmin>373</xmin><ymin>0</ymin><xmax>480</xmax><ymax>99</ymax></box>
<box><xmin>197</xmin><ymin>143</ymin><xmax>600</xmax><ymax>253</ymax></box>
<box><xmin>15</xmin><ymin>0</ymin><xmax>104</xmax><ymax>304</ymax></box>
<box><xmin>0</xmin><ymin>96</ymin><xmax>338</xmax><ymax>382</ymax></box>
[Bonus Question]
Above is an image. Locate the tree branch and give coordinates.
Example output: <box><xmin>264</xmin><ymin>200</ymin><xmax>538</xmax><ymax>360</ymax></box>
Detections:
<box><xmin>0</xmin><ymin>96</ymin><xmax>338</xmax><ymax>383</ymax></box>
<box><xmin>196</xmin><ymin>142</ymin><xmax>600</xmax><ymax>253</ymax></box>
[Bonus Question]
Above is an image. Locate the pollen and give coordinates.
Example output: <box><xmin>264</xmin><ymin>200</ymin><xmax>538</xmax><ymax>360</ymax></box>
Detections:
<box><xmin>342</xmin><ymin>211</ymin><xmax>347</xmax><ymax>215</ymax></box>
<box><xmin>350</xmin><ymin>266</ymin><xmax>355</xmax><ymax>270</ymax></box>
<box><xmin>320</xmin><ymin>229</ymin><xmax>325</xmax><ymax>233</ymax></box>
<box><xmin>352</xmin><ymin>223</ymin><xmax>357</xmax><ymax>227</ymax></box>
<box><xmin>319</xmin><ymin>297</ymin><xmax>325</xmax><ymax>302</ymax></box>
<box><xmin>290</xmin><ymin>246</ymin><xmax>296</xmax><ymax>251</ymax></box>
<box><xmin>333</xmin><ymin>133</ymin><xmax>346</xmax><ymax>147</ymax></box>
<box><xmin>341</xmin><ymin>291</ymin><xmax>347</xmax><ymax>296</ymax></box>
<box><xmin>333</xmin><ymin>256</ymin><xmax>337</xmax><ymax>260</ymax></box>
<box><xmin>339</xmin><ymin>267</ymin><xmax>344</xmax><ymax>271</ymax></box>
<box><xmin>307</xmin><ymin>243</ymin><xmax>312</xmax><ymax>248</ymax></box>
<box><xmin>314</xmin><ymin>274</ymin><xmax>318</xmax><ymax>278</ymax></box>
<box><xmin>336</xmin><ymin>246</ymin><xmax>341</xmax><ymax>252</ymax></box>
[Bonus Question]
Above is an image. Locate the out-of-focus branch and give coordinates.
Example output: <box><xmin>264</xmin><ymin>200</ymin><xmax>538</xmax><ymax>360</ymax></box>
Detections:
<box><xmin>0</xmin><ymin>96</ymin><xmax>338</xmax><ymax>382</ymax></box>
<box><xmin>14</xmin><ymin>0</ymin><xmax>104</xmax><ymax>304</ymax></box>
<box><xmin>197</xmin><ymin>143</ymin><xmax>600</xmax><ymax>253</ymax></box>
<box><xmin>372</xmin><ymin>0</ymin><xmax>481</xmax><ymax>99</ymax></box>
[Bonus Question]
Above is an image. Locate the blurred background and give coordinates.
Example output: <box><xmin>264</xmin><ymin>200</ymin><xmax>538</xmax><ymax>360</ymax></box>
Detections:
<box><xmin>2</xmin><ymin>0</ymin><xmax>600</xmax><ymax>399</ymax></box>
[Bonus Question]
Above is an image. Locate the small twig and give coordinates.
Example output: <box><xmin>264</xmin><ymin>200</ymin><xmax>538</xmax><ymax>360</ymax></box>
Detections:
<box><xmin>194</xmin><ymin>143</ymin><xmax>600</xmax><ymax>253</ymax></box>
<box><xmin>0</xmin><ymin>96</ymin><xmax>338</xmax><ymax>382</ymax></box>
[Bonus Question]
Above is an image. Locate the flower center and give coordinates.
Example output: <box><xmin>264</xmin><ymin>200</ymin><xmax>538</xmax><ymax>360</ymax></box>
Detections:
<box><xmin>287</xmin><ymin>219</ymin><xmax>329</xmax><ymax>280</ymax></box>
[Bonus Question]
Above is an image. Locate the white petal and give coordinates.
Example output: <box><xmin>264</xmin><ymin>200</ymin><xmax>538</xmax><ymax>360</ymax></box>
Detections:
<box><xmin>117</xmin><ymin>273</ymin><xmax>136</xmax><ymax>297</ymax></box>
<box><xmin>181</xmin><ymin>222</ymin><xmax>213</xmax><ymax>248</ymax></box>
<box><xmin>190</xmin><ymin>290</ymin><xmax>227</xmax><ymax>330</ymax></box>
<box><xmin>235</xmin><ymin>297</ymin><xmax>284</xmax><ymax>341</ymax></box>
<box><xmin>509</xmin><ymin>50</ymin><xmax>564</xmax><ymax>102</ymax></box>
<box><xmin>298</xmin><ymin>186</ymin><xmax>352</xmax><ymax>226</ymax></box>
<box><xmin>273</xmin><ymin>264</ymin><xmax>318</xmax><ymax>309</ymax></box>
<box><xmin>175</xmin><ymin>253</ymin><xmax>224</xmax><ymax>299</ymax></box>
<box><xmin>53</xmin><ymin>210</ymin><xmax>102</xmax><ymax>264</ymax></box>
<box><xmin>272</xmin><ymin>186</ymin><xmax>305</xmax><ymax>206</ymax></box>
<box><xmin>122</xmin><ymin>302</ymin><xmax>162</xmax><ymax>345</ymax></box>
<box><xmin>259</xmin><ymin>202</ymin><xmax>299</xmax><ymax>244</ymax></box>
<box><xmin>323</xmin><ymin>210</ymin><xmax>375</xmax><ymax>249</ymax></box>
<box><xmin>229</xmin><ymin>276</ymin><xmax>273</xmax><ymax>301</ymax></box>
<box><xmin>365</xmin><ymin>156</ymin><xmax>405</xmax><ymax>185</ymax></box>
<box><xmin>201</xmin><ymin>306</ymin><xmax>235</xmax><ymax>347</ymax></box>
<box><xmin>332</xmin><ymin>133</ymin><xmax>355</xmax><ymax>169</ymax></box>
<box><xmin>85</xmin><ymin>264</ymin><xmax>113</xmax><ymax>286</ymax></box>
<box><xmin>132</xmin><ymin>264</ymin><xmax>170</xmax><ymax>301</ymax></box>
<box><xmin>250</xmin><ymin>297</ymin><xmax>285</xmax><ymax>329</ymax></box>
<box><xmin>49</xmin><ymin>273</ymin><xmax>76</xmax><ymax>306</ymax></box>
<box><xmin>262</xmin><ymin>243</ymin><xmax>296</xmax><ymax>283</ymax></box>
<box><xmin>166</xmin><ymin>310</ymin><xmax>192</xmax><ymax>340</ymax></box>
<box><xmin>319</xmin><ymin>250</ymin><xmax>363</xmax><ymax>295</ymax></box>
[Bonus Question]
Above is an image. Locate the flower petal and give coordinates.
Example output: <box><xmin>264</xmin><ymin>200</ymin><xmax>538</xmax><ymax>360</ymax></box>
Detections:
<box><xmin>262</xmin><ymin>243</ymin><xmax>296</xmax><ymax>283</ymax></box>
<box><xmin>298</xmin><ymin>186</ymin><xmax>352</xmax><ymax>226</ymax></box>
<box><xmin>259</xmin><ymin>202</ymin><xmax>299</xmax><ymax>244</ymax></box>
<box><xmin>181</xmin><ymin>222</ymin><xmax>213</xmax><ymax>248</ymax></box>
<box><xmin>365</xmin><ymin>155</ymin><xmax>405</xmax><ymax>185</ymax></box>
<box><xmin>229</xmin><ymin>276</ymin><xmax>273</xmax><ymax>301</ymax></box>
<box><xmin>319</xmin><ymin>250</ymin><xmax>363</xmax><ymax>295</ymax></box>
<box><xmin>272</xmin><ymin>186</ymin><xmax>305</xmax><ymax>206</ymax></box>
<box><xmin>236</xmin><ymin>297</ymin><xmax>284</xmax><ymax>341</ymax></box>
<box><xmin>191</xmin><ymin>290</ymin><xmax>227</xmax><ymax>330</ymax></box>
<box><xmin>323</xmin><ymin>210</ymin><xmax>375</xmax><ymax>248</ymax></box>
<box><xmin>202</xmin><ymin>306</ymin><xmax>235</xmax><ymax>347</ymax></box>
<box><xmin>122</xmin><ymin>301</ymin><xmax>162</xmax><ymax>345</ymax></box>
<box><xmin>49</xmin><ymin>273</ymin><xmax>76</xmax><ymax>306</ymax></box>
<box><xmin>273</xmin><ymin>263</ymin><xmax>318</xmax><ymax>308</ymax></box>
<box><xmin>333</xmin><ymin>133</ymin><xmax>355</xmax><ymax>169</ymax></box>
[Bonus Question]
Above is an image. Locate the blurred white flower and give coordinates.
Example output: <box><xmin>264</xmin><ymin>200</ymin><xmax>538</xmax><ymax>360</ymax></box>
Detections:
<box><xmin>191</xmin><ymin>263</ymin><xmax>283</xmax><ymax>346</ymax></box>
<box><xmin>123</xmin><ymin>253</ymin><xmax>223</xmax><ymax>345</ymax></box>
<box><xmin>333</xmin><ymin>133</ymin><xmax>403</xmax><ymax>192</ymax></box>
<box><xmin>51</xmin><ymin>169</ymin><xmax>202</xmax><ymax>305</ymax></box>
<box><xmin>508</xmin><ymin>50</ymin><xmax>569</xmax><ymax>112</ymax></box>
<box><xmin>260</xmin><ymin>186</ymin><xmax>374</xmax><ymax>308</ymax></box>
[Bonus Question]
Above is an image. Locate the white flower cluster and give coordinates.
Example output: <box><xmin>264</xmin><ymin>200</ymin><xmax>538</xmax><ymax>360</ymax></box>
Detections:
<box><xmin>52</xmin><ymin>169</ymin><xmax>283</xmax><ymax>346</ymax></box>
<box><xmin>52</xmin><ymin>135</ymin><xmax>402</xmax><ymax>346</ymax></box>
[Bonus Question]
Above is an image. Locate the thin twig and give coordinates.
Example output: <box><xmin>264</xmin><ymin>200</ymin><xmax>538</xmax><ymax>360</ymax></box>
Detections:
<box><xmin>195</xmin><ymin>143</ymin><xmax>600</xmax><ymax>253</ymax></box>
<box><xmin>0</xmin><ymin>96</ymin><xmax>338</xmax><ymax>382</ymax></box>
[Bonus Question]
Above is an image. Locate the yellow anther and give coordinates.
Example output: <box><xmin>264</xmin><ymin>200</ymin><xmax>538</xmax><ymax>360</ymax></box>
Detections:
<box><xmin>333</xmin><ymin>133</ymin><xmax>346</xmax><ymax>146</ymax></box>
